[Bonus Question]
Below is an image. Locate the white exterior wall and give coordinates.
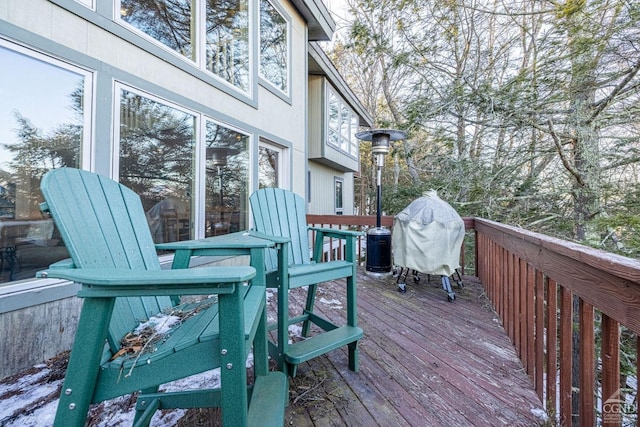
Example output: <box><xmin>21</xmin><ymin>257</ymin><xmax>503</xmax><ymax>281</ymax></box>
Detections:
<box><xmin>1</xmin><ymin>0</ymin><xmax>308</xmax><ymax>188</ymax></box>
<box><xmin>308</xmin><ymin>161</ymin><xmax>355</xmax><ymax>215</ymax></box>
<box><xmin>0</xmin><ymin>0</ymin><xmax>311</xmax><ymax>378</ymax></box>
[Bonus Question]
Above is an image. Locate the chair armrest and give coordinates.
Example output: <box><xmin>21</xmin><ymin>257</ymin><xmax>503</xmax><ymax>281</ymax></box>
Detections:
<box><xmin>309</xmin><ymin>227</ymin><xmax>363</xmax><ymax>264</ymax></box>
<box><xmin>246</xmin><ymin>230</ymin><xmax>291</xmax><ymax>244</ymax></box>
<box><xmin>48</xmin><ymin>258</ymin><xmax>76</xmax><ymax>269</ymax></box>
<box><xmin>308</xmin><ymin>226</ymin><xmax>365</xmax><ymax>239</ymax></box>
<box><xmin>35</xmin><ymin>266</ymin><xmax>255</xmax><ymax>297</ymax></box>
<box><xmin>155</xmin><ymin>230</ymin><xmax>286</xmax><ymax>252</ymax></box>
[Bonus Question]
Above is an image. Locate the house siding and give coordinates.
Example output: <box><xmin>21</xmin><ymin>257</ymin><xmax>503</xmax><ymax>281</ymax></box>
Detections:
<box><xmin>308</xmin><ymin>162</ymin><xmax>355</xmax><ymax>215</ymax></box>
<box><xmin>0</xmin><ymin>0</ymin><xmax>312</xmax><ymax>377</ymax></box>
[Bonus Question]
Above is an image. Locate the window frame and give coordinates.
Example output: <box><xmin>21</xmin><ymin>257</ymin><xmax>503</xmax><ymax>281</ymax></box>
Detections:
<box><xmin>203</xmin><ymin>118</ymin><xmax>252</xmax><ymax>238</ymax></box>
<box><xmin>334</xmin><ymin>177</ymin><xmax>344</xmax><ymax>215</ymax></box>
<box><xmin>115</xmin><ymin>0</ymin><xmax>254</xmax><ymax>96</ymax></box>
<box><xmin>325</xmin><ymin>85</ymin><xmax>359</xmax><ymax>160</ymax></box>
<box><xmin>75</xmin><ymin>0</ymin><xmax>94</xmax><ymax>8</ymax></box>
<box><xmin>258</xmin><ymin>139</ymin><xmax>289</xmax><ymax>189</ymax></box>
<box><xmin>0</xmin><ymin>38</ymin><xmax>95</xmax><ymax>171</ymax></box>
<box><xmin>113</xmin><ymin>82</ymin><xmax>258</xmax><ymax>240</ymax></box>
<box><xmin>0</xmin><ymin>38</ymin><xmax>95</xmax><ymax>283</ymax></box>
<box><xmin>258</xmin><ymin>0</ymin><xmax>291</xmax><ymax>98</ymax></box>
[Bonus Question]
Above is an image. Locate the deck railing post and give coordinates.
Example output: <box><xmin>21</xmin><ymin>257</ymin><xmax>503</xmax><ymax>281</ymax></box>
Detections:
<box><xmin>559</xmin><ymin>286</ymin><xmax>573</xmax><ymax>427</ymax></box>
<box><xmin>601</xmin><ymin>314</ymin><xmax>621</xmax><ymax>427</ymax></box>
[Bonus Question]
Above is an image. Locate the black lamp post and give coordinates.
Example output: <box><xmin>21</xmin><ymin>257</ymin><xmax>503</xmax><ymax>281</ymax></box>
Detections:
<box><xmin>206</xmin><ymin>146</ymin><xmax>238</xmax><ymax>229</ymax></box>
<box><xmin>355</xmin><ymin>129</ymin><xmax>407</xmax><ymax>276</ymax></box>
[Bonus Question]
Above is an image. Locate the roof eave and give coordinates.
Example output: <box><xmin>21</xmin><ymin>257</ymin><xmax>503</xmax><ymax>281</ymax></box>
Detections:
<box><xmin>290</xmin><ymin>0</ymin><xmax>336</xmax><ymax>41</ymax></box>
<box><xmin>308</xmin><ymin>42</ymin><xmax>374</xmax><ymax>127</ymax></box>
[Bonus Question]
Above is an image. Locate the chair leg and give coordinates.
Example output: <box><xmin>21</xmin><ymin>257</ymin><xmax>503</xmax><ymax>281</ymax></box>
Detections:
<box><xmin>133</xmin><ymin>387</ymin><xmax>160</xmax><ymax>427</ymax></box>
<box><xmin>346</xmin><ymin>274</ymin><xmax>359</xmax><ymax>372</ymax></box>
<box><xmin>132</xmin><ymin>398</ymin><xmax>160</xmax><ymax>427</ymax></box>
<box><xmin>218</xmin><ymin>285</ymin><xmax>249</xmax><ymax>426</ymax></box>
<box><xmin>253</xmin><ymin>293</ymin><xmax>269</xmax><ymax>378</ymax></box>
<box><xmin>54</xmin><ymin>298</ymin><xmax>115</xmax><ymax>427</ymax></box>
<box><xmin>348</xmin><ymin>341</ymin><xmax>359</xmax><ymax>372</ymax></box>
<box><xmin>301</xmin><ymin>283</ymin><xmax>318</xmax><ymax>337</ymax></box>
<box><xmin>276</xmin><ymin>287</ymin><xmax>289</xmax><ymax>373</ymax></box>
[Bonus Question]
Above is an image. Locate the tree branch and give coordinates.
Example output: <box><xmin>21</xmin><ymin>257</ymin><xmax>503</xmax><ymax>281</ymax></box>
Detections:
<box><xmin>547</xmin><ymin>119</ymin><xmax>585</xmax><ymax>186</ymax></box>
<box><xmin>590</xmin><ymin>58</ymin><xmax>640</xmax><ymax>123</ymax></box>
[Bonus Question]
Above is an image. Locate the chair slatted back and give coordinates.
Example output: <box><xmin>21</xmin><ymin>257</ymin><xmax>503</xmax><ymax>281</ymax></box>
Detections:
<box><xmin>40</xmin><ymin>168</ymin><xmax>172</xmax><ymax>351</ymax></box>
<box><xmin>249</xmin><ymin>188</ymin><xmax>310</xmax><ymax>271</ymax></box>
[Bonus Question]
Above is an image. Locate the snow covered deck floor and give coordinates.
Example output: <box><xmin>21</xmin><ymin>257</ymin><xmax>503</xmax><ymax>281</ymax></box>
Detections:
<box><xmin>1</xmin><ymin>267</ymin><xmax>547</xmax><ymax>426</ymax></box>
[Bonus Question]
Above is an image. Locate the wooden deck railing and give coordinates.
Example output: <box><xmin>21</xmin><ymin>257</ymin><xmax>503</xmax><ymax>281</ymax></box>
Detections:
<box><xmin>307</xmin><ymin>214</ymin><xmax>640</xmax><ymax>426</ymax></box>
<box><xmin>474</xmin><ymin>217</ymin><xmax>640</xmax><ymax>426</ymax></box>
<box><xmin>306</xmin><ymin>214</ymin><xmax>474</xmax><ymax>274</ymax></box>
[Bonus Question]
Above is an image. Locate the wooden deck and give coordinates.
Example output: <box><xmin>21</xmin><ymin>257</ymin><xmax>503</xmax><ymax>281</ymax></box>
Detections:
<box><xmin>1</xmin><ymin>267</ymin><xmax>547</xmax><ymax>426</ymax></box>
<box><xmin>276</xmin><ymin>267</ymin><xmax>546</xmax><ymax>426</ymax></box>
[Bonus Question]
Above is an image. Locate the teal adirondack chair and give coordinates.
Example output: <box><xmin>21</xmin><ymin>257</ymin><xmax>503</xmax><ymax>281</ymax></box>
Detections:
<box><xmin>249</xmin><ymin>188</ymin><xmax>364</xmax><ymax>377</ymax></box>
<box><xmin>37</xmin><ymin>168</ymin><xmax>286</xmax><ymax>427</ymax></box>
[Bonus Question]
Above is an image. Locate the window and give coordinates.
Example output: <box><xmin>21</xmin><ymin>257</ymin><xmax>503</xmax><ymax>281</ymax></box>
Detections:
<box><xmin>119</xmin><ymin>0</ymin><xmax>251</xmax><ymax>93</ymax></box>
<box><xmin>258</xmin><ymin>141</ymin><xmax>286</xmax><ymax>189</ymax></box>
<box><xmin>206</xmin><ymin>0</ymin><xmax>250</xmax><ymax>92</ymax></box>
<box><xmin>117</xmin><ymin>87</ymin><xmax>196</xmax><ymax>243</ymax></box>
<box><xmin>326</xmin><ymin>86</ymin><xmax>359</xmax><ymax>158</ymax></box>
<box><xmin>205</xmin><ymin>121</ymin><xmax>250</xmax><ymax>236</ymax></box>
<box><xmin>259</xmin><ymin>0</ymin><xmax>289</xmax><ymax>94</ymax></box>
<box><xmin>120</xmin><ymin>0</ymin><xmax>195</xmax><ymax>60</ymax></box>
<box><xmin>335</xmin><ymin>178</ymin><xmax>343</xmax><ymax>214</ymax></box>
<box><xmin>115</xmin><ymin>86</ymin><xmax>254</xmax><ymax>242</ymax></box>
<box><xmin>0</xmin><ymin>42</ymin><xmax>92</xmax><ymax>283</ymax></box>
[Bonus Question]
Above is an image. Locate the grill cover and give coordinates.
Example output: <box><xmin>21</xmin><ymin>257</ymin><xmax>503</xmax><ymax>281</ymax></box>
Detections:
<box><xmin>392</xmin><ymin>190</ymin><xmax>464</xmax><ymax>276</ymax></box>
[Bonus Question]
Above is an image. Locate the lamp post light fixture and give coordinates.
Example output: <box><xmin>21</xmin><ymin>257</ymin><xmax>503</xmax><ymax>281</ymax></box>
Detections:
<box><xmin>356</xmin><ymin>128</ymin><xmax>408</xmax><ymax>276</ymax></box>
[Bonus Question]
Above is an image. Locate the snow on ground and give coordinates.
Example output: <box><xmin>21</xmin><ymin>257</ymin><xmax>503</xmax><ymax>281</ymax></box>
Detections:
<box><xmin>0</xmin><ymin>311</ymin><xmax>237</xmax><ymax>427</ymax></box>
<box><xmin>0</xmin><ymin>353</ymin><xmax>225</xmax><ymax>427</ymax></box>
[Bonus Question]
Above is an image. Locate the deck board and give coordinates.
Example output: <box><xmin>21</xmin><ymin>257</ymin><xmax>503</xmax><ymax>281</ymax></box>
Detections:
<box><xmin>280</xmin><ymin>268</ymin><xmax>546</xmax><ymax>426</ymax></box>
<box><xmin>0</xmin><ymin>267</ymin><xmax>546</xmax><ymax>426</ymax></box>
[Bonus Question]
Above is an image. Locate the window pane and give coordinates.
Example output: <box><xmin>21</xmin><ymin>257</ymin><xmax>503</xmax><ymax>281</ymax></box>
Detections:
<box><xmin>340</xmin><ymin>104</ymin><xmax>350</xmax><ymax>151</ymax></box>
<box><xmin>206</xmin><ymin>0</ymin><xmax>250</xmax><ymax>92</ymax></box>
<box><xmin>119</xmin><ymin>89</ymin><xmax>195</xmax><ymax>243</ymax></box>
<box><xmin>335</xmin><ymin>180</ymin><xmax>343</xmax><ymax>211</ymax></box>
<box><xmin>120</xmin><ymin>0</ymin><xmax>194</xmax><ymax>60</ymax></box>
<box><xmin>260</xmin><ymin>0</ymin><xmax>288</xmax><ymax>93</ymax></box>
<box><xmin>328</xmin><ymin>91</ymin><xmax>339</xmax><ymax>134</ymax></box>
<box><xmin>328</xmin><ymin>129</ymin><xmax>340</xmax><ymax>147</ymax></box>
<box><xmin>258</xmin><ymin>145</ymin><xmax>279</xmax><ymax>188</ymax></box>
<box><xmin>205</xmin><ymin>121</ymin><xmax>249</xmax><ymax>236</ymax></box>
<box><xmin>350</xmin><ymin>115</ymin><xmax>359</xmax><ymax>156</ymax></box>
<box><xmin>0</xmin><ymin>45</ymin><xmax>87</xmax><ymax>283</ymax></box>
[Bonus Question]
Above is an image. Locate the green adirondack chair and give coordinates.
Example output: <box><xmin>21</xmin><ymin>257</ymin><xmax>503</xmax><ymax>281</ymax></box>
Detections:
<box><xmin>37</xmin><ymin>168</ymin><xmax>287</xmax><ymax>427</ymax></box>
<box><xmin>249</xmin><ymin>188</ymin><xmax>364</xmax><ymax>377</ymax></box>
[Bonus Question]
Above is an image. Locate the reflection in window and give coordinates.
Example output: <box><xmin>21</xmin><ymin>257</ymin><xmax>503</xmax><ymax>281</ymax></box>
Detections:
<box><xmin>340</xmin><ymin>104</ymin><xmax>350</xmax><ymax>151</ymax></box>
<box><xmin>119</xmin><ymin>89</ymin><xmax>196</xmax><ymax>243</ymax></box>
<box><xmin>206</xmin><ymin>0</ymin><xmax>250</xmax><ymax>92</ymax></box>
<box><xmin>350</xmin><ymin>115</ymin><xmax>359</xmax><ymax>156</ymax></box>
<box><xmin>260</xmin><ymin>0</ymin><xmax>288</xmax><ymax>93</ymax></box>
<box><xmin>258</xmin><ymin>145</ymin><xmax>279</xmax><ymax>188</ymax></box>
<box><xmin>326</xmin><ymin>86</ymin><xmax>359</xmax><ymax>158</ymax></box>
<box><xmin>0</xmin><ymin>44</ymin><xmax>88</xmax><ymax>283</ymax></box>
<box><xmin>120</xmin><ymin>0</ymin><xmax>194</xmax><ymax>60</ymax></box>
<box><xmin>205</xmin><ymin>121</ymin><xmax>249</xmax><ymax>237</ymax></box>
